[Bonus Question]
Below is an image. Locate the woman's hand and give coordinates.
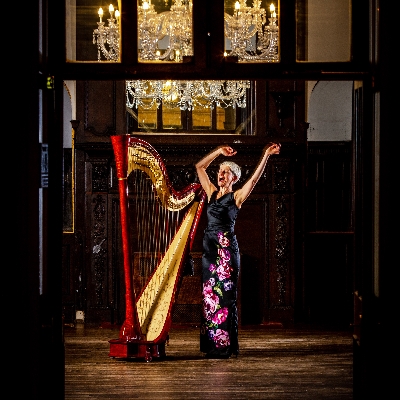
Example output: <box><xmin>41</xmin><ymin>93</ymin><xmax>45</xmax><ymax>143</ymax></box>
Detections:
<box><xmin>220</xmin><ymin>146</ymin><xmax>237</xmax><ymax>157</ymax></box>
<box><xmin>265</xmin><ymin>143</ymin><xmax>281</xmax><ymax>155</ymax></box>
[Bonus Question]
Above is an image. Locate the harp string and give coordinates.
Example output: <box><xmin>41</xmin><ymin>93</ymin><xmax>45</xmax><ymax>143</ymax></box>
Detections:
<box><xmin>131</xmin><ymin>162</ymin><xmax>183</xmax><ymax>296</ymax></box>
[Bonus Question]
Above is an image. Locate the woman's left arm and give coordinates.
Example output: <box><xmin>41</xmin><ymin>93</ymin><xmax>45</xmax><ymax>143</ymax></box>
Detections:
<box><xmin>234</xmin><ymin>143</ymin><xmax>281</xmax><ymax>208</ymax></box>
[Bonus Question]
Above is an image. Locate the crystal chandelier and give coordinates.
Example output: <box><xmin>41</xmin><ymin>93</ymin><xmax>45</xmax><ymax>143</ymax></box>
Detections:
<box><xmin>224</xmin><ymin>1</ymin><xmax>279</xmax><ymax>62</ymax></box>
<box><xmin>92</xmin><ymin>2</ymin><xmax>278</xmax><ymax>63</ymax></box>
<box><xmin>138</xmin><ymin>0</ymin><xmax>193</xmax><ymax>62</ymax></box>
<box><xmin>126</xmin><ymin>80</ymin><xmax>251</xmax><ymax>111</ymax></box>
<box><xmin>93</xmin><ymin>4</ymin><xmax>120</xmax><ymax>61</ymax></box>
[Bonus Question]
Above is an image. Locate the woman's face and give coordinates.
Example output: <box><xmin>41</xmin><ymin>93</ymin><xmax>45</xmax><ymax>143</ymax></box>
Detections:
<box><xmin>217</xmin><ymin>165</ymin><xmax>236</xmax><ymax>188</ymax></box>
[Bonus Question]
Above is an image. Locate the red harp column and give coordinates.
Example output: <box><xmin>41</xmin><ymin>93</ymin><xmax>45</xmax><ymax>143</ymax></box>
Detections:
<box><xmin>109</xmin><ymin>135</ymin><xmax>143</xmax><ymax>355</ymax></box>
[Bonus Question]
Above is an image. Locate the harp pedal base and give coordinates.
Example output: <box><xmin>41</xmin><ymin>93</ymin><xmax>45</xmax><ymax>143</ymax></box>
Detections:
<box><xmin>108</xmin><ymin>339</ymin><xmax>166</xmax><ymax>361</ymax></box>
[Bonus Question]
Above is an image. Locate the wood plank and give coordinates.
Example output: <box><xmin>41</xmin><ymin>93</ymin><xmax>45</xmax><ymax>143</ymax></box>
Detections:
<box><xmin>65</xmin><ymin>324</ymin><xmax>353</xmax><ymax>399</ymax></box>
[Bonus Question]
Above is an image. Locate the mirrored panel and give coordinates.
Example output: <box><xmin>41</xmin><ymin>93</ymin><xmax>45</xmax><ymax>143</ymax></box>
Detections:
<box><xmin>296</xmin><ymin>0</ymin><xmax>351</xmax><ymax>62</ymax></box>
<box><xmin>66</xmin><ymin>0</ymin><xmax>121</xmax><ymax>62</ymax></box>
<box><xmin>224</xmin><ymin>0</ymin><xmax>280</xmax><ymax>63</ymax></box>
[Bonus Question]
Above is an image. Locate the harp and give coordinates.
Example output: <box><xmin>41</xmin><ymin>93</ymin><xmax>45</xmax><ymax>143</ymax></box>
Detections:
<box><xmin>109</xmin><ymin>135</ymin><xmax>205</xmax><ymax>360</ymax></box>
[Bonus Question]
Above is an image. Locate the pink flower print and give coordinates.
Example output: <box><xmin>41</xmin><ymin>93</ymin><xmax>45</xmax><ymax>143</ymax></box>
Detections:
<box><xmin>209</xmin><ymin>263</ymin><xmax>216</xmax><ymax>272</ymax></box>
<box><xmin>203</xmin><ymin>278</ymin><xmax>215</xmax><ymax>292</ymax></box>
<box><xmin>211</xmin><ymin>307</ymin><xmax>228</xmax><ymax>325</ymax></box>
<box><xmin>217</xmin><ymin>232</ymin><xmax>230</xmax><ymax>247</ymax></box>
<box><xmin>203</xmin><ymin>293</ymin><xmax>220</xmax><ymax>320</ymax></box>
<box><xmin>213</xmin><ymin>329</ymin><xmax>230</xmax><ymax>348</ymax></box>
<box><xmin>216</xmin><ymin>263</ymin><xmax>232</xmax><ymax>280</ymax></box>
<box><xmin>218</xmin><ymin>247</ymin><xmax>231</xmax><ymax>261</ymax></box>
<box><xmin>218</xmin><ymin>256</ymin><xmax>230</xmax><ymax>270</ymax></box>
<box><xmin>203</xmin><ymin>278</ymin><xmax>217</xmax><ymax>297</ymax></box>
<box><xmin>203</xmin><ymin>284</ymin><xmax>214</xmax><ymax>298</ymax></box>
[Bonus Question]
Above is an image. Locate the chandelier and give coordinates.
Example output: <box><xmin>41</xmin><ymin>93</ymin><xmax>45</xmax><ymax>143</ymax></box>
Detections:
<box><xmin>224</xmin><ymin>1</ymin><xmax>279</xmax><ymax>62</ymax></box>
<box><xmin>126</xmin><ymin>80</ymin><xmax>251</xmax><ymax>111</ymax></box>
<box><xmin>93</xmin><ymin>4</ymin><xmax>120</xmax><ymax>61</ymax></box>
<box><xmin>138</xmin><ymin>0</ymin><xmax>193</xmax><ymax>62</ymax></box>
<box><xmin>93</xmin><ymin>1</ymin><xmax>278</xmax><ymax>63</ymax></box>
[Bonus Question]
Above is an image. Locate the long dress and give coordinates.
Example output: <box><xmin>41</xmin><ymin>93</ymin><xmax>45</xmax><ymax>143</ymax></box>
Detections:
<box><xmin>200</xmin><ymin>190</ymin><xmax>240</xmax><ymax>358</ymax></box>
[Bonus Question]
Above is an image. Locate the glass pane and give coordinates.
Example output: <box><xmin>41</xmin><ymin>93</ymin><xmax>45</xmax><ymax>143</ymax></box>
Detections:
<box><xmin>138</xmin><ymin>0</ymin><xmax>193</xmax><ymax>63</ymax></box>
<box><xmin>162</xmin><ymin>108</ymin><xmax>183</xmax><ymax>129</ymax></box>
<box><xmin>296</xmin><ymin>0</ymin><xmax>351</xmax><ymax>62</ymax></box>
<box><xmin>66</xmin><ymin>0</ymin><xmax>121</xmax><ymax>62</ymax></box>
<box><xmin>192</xmin><ymin>108</ymin><xmax>212</xmax><ymax>130</ymax></box>
<box><xmin>224</xmin><ymin>0</ymin><xmax>279</xmax><ymax>63</ymax></box>
<box><xmin>138</xmin><ymin>103</ymin><xmax>158</xmax><ymax>129</ymax></box>
<box><xmin>217</xmin><ymin>106</ymin><xmax>236</xmax><ymax>131</ymax></box>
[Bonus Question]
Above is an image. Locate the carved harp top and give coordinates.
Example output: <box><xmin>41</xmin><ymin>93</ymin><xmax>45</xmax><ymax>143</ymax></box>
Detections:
<box><xmin>112</xmin><ymin>134</ymin><xmax>200</xmax><ymax>210</ymax></box>
<box><xmin>127</xmin><ymin>137</ymin><xmax>198</xmax><ymax>211</ymax></box>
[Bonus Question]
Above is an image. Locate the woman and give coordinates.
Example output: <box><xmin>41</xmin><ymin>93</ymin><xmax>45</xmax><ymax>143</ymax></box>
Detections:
<box><xmin>195</xmin><ymin>142</ymin><xmax>281</xmax><ymax>358</ymax></box>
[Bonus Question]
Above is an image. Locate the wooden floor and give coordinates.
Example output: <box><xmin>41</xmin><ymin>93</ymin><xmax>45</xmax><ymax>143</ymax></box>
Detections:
<box><xmin>64</xmin><ymin>323</ymin><xmax>353</xmax><ymax>399</ymax></box>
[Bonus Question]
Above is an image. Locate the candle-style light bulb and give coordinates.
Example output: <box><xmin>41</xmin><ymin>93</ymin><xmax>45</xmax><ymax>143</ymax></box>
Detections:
<box><xmin>109</xmin><ymin>4</ymin><xmax>114</xmax><ymax>13</ymax></box>
<box><xmin>270</xmin><ymin>4</ymin><xmax>275</xmax><ymax>18</ymax></box>
<box><xmin>143</xmin><ymin>1</ymin><xmax>149</xmax><ymax>11</ymax></box>
<box><xmin>98</xmin><ymin>7</ymin><xmax>103</xmax><ymax>22</ymax></box>
<box><xmin>235</xmin><ymin>1</ymin><xmax>240</xmax><ymax>18</ymax></box>
<box><xmin>115</xmin><ymin>10</ymin><xmax>120</xmax><ymax>20</ymax></box>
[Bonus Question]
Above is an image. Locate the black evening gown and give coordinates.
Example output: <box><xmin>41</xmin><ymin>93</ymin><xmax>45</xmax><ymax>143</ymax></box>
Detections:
<box><xmin>200</xmin><ymin>191</ymin><xmax>240</xmax><ymax>358</ymax></box>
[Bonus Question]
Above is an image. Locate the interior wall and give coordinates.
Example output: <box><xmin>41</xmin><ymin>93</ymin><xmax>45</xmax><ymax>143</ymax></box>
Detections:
<box><xmin>307</xmin><ymin>81</ymin><xmax>353</xmax><ymax>141</ymax></box>
<box><xmin>307</xmin><ymin>0</ymin><xmax>351</xmax><ymax>62</ymax></box>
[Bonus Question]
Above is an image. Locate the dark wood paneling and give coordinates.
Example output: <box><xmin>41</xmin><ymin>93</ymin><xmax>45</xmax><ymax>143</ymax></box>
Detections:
<box><xmin>306</xmin><ymin>142</ymin><xmax>353</xmax><ymax>232</ymax></box>
<box><xmin>305</xmin><ymin>142</ymin><xmax>354</xmax><ymax>328</ymax></box>
<box><xmin>305</xmin><ymin>233</ymin><xmax>354</xmax><ymax>328</ymax></box>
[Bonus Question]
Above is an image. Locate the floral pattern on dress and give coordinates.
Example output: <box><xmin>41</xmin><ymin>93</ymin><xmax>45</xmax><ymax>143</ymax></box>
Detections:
<box><xmin>202</xmin><ymin>231</ymin><xmax>233</xmax><ymax>348</ymax></box>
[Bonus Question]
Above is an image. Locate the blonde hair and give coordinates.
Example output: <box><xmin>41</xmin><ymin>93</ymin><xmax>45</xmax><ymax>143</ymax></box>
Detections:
<box><xmin>220</xmin><ymin>161</ymin><xmax>241</xmax><ymax>182</ymax></box>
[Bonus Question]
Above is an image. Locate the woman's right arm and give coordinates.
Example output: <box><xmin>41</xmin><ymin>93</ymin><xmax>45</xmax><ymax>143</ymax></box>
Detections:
<box><xmin>195</xmin><ymin>145</ymin><xmax>237</xmax><ymax>198</ymax></box>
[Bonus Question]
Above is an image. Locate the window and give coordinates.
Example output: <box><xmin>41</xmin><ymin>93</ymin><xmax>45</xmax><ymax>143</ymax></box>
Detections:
<box><xmin>126</xmin><ymin>79</ymin><xmax>252</xmax><ymax>134</ymax></box>
<box><xmin>128</xmin><ymin>102</ymin><xmax>243</xmax><ymax>133</ymax></box>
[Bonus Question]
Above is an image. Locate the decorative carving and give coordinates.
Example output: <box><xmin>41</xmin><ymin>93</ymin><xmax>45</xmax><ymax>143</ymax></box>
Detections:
<box><xmin>273</xmin><ymin>162</ymin><xmax>290</xmax><ymax>192</ymax></box>
<box><xmin>92</xmin><ymin>163</ymin><xmax>109</xmax><ymax>192</ymax></box>
<box><xmin>275</xmin><ymin>194</ymin><xmax>290</xmax><ymax>305</ymax></box>
<box><xmin>92</xmin><ymin>195</ymin><xmax>107</xmax><ymax>306</ymax></box>
<box><xmin>167</xmin><ymin>167</ymin><xmax>197</xmax><ymax>191</ymax></box>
